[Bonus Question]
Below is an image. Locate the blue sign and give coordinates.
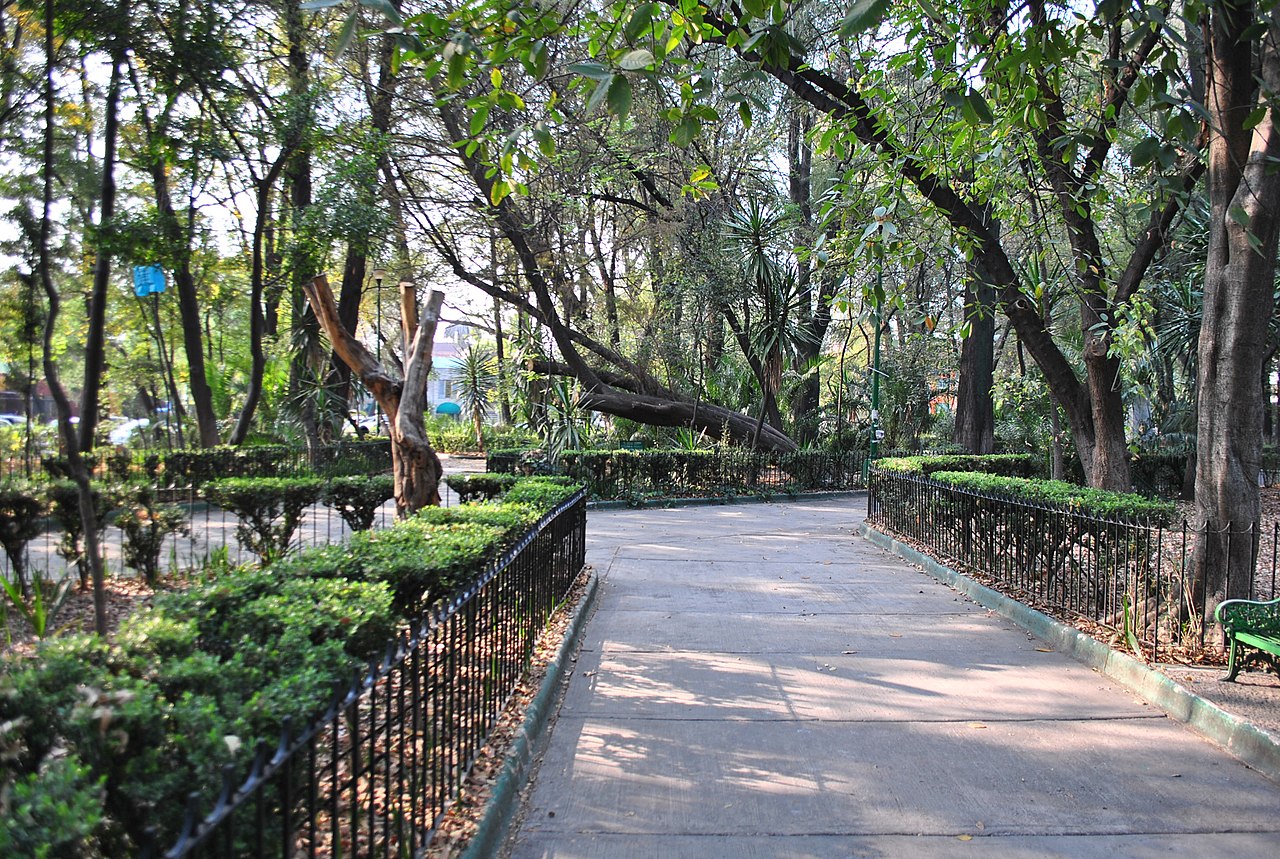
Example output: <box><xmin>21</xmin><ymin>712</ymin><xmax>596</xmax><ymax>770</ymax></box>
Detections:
<box><xmin>133</xmin><ymin>265</ymin><xmax>166</xmax><ymax>297</ymax></box>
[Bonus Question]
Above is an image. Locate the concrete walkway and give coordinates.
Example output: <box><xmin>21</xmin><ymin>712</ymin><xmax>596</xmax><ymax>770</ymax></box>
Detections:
<box><xmin>504</xmin><ymin>496</ymin><xmax>1280</xmax><ymax>858</ymax></box>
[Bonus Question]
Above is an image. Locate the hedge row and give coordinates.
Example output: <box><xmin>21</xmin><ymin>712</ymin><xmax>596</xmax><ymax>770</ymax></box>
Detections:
<box><xmin>874</xmin><ymin>454</ymin><xmax>1040</xmax><ymax>478</ymax></box>
<box><xmin>0</xmin><ymin>477</ymin><xmax>581</xmax><ymax>855</ymax></box>
<box><xmin>929</xmin><ymin>471</ymin><xmax>1176</xmax><ymax>523</ymax></box>
<box><xmin>40</xmin><ymin>440</ymin><xmax>394</xmax><ymax>489</ymax></box>
<box><xmin>488</xmin><ymin>448</ymin><xmax>868</xmax><ymax>500</ymax></box>
<box><xmin>873</xmin><ymin>455</ymin><xmax>1175</xmax><ymax>523</ymax></box>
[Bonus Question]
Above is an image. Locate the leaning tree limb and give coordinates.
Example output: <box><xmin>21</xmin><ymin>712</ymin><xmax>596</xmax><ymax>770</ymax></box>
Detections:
<box><xmin>302</xmin><ymin>274</ymin><xmax>445</xmax><ymax>516</ymax></box>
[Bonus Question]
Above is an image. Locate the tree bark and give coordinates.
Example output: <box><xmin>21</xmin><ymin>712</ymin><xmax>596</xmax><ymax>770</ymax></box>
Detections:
<box><xmin>303</xmin><ymin>275</ymin><xmax>444</xmax><ymax>517</ymax></box>
<box><xmin>78</xmin><ymin>51</ymin><xmax>122</xmax><ymax>453</ymax></box>
<box><xmin>954</xmin><ymin>210</ymin><xmax>998</xmax><ymax>454</ymax></box>
<box><xmin>1192</xmin><ymin>3</ymin><xmax>1280</xmax><ymax>628</ymax></box>
<box><xmin>37</xmin><ymin>0</ymin><xmax>105</xmax><ymax>633</ymax></box>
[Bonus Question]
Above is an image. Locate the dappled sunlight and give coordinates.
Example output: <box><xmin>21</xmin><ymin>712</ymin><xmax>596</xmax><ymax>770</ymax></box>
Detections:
<box><xmin>511</xmin><ymin>503</ymin><xmax>1280</xmax><ymax>855</ymax></box>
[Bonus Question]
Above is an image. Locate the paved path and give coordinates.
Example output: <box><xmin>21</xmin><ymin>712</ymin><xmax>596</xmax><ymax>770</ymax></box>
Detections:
<box><xmin>504</xmin><ymin>496</ymin><xmax>1280</xmax><ymax>858</ymax></box>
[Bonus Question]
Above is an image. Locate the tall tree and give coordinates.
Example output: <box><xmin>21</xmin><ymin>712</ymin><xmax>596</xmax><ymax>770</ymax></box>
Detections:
<box><xmin>1192</xmin><ymin>2</ymin><xmax>1280</xmax><ymax>624</ymax></box>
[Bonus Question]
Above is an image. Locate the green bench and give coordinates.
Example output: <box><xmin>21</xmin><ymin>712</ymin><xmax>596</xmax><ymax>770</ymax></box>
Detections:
<box><xmin>1215</xmin><ymin>597</ymin><xmax>1280</xmax><ymax>682</ymax></box>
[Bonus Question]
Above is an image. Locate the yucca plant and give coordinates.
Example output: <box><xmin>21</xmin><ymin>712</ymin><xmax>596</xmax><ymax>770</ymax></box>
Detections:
<box><xmin>456</xmin><ymin>344</ymin><xmax>498</xmax><ymax>452</ymax></box>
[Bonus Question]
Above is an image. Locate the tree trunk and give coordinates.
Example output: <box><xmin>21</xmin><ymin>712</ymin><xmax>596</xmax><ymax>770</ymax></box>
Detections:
<box><xmin>37</xmin><ymin>2</ymin><xmax>105</xmax><ymax>634</ymax></box>
<box><xmin>78</xmin><ymin>53</ymin><xmax>122</xmax><ymax>453</ymax></box>
<box><xmin>954</xmin><ymin>203</ymin><xmax>998</xmax><ymax>454</ymax></box>
<box><xmin>230</xmin><ymin>158</ymin><xmax>287</xmax><ymax>445</ymax></box>
<box><xmin>303</xmin><ymin>275</ymin><xmax>444</xmax><ymax>517</ymax></box>
<box><xmin>1192</xmin><ymin>3</ymin><xmax>1280</xmax><ymax>629</ymax></box>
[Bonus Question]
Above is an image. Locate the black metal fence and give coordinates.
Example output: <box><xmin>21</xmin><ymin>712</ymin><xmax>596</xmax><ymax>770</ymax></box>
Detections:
<box><xmin>867</xmin><ymin>469</ymin><xmax>1279</xmax><ymax>661</ymax></box>
<box><xmin>144</xmin><ymin>488</ymin><xmax>588</xmax><ymax>858</ymax></box>
<box><xmin>0</xmin><ymin>442</ymin><xmax>406</xmax><ymax>583</ymax></box>
<box><xmin>490</xmin><ymin>448</ymin><xmax>868</xmax><ymax>500</ymax></box>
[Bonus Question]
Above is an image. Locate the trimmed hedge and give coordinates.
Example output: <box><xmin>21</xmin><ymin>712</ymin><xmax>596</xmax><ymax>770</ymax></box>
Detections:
<box><xmin>444</xmin><ymin>472</ymin><xmax>518</xmax><ymax>503</ymax></box>
<box><xmin>503</xmin><ymin>475</ymin><xmax>579</xmax><ymax>508</ymax></box>
<box><xmin>489</xmin><ymin>448</ymin><xmax>868</xmax><ymax>501</ymax></box>
<box><xmin>0</xmin><ymin>477</ymin><xmax>584</xmax><ymax>852</ymax></box>
<box><xmin>204</xmin><ymin>476</ymin><xmax>325</xmax><ymax>563</ymax></box>
<box><xmin>324</xmin><ymin>474</ymin><xmax>395</xmax><ymax>531</ymax></box>
<box><xmin>928</xmin><ymin>470</ymin><xmax>1176</xmax><ymax>523</ymax></box>
<box><xmin>875</xmin><ymin>454</ymin><xmax>1040</xmax><ymax>478</ymax></box>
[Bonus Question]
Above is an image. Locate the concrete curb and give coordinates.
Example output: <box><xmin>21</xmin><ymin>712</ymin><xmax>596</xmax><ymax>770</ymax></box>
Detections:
<box><xmin>588</xmin><ymin>489</ymin><xmax>865</xmax><ymax>511</ymax></box>
<box><xmin>856</xmin><ymin>522</ymin><xmax>1280</xmax><ymax>784</ymax></box>
<box><xmin>458</xmin><ymin>570</ymin><xmax>600</xmax><ymax>859</ymax></box>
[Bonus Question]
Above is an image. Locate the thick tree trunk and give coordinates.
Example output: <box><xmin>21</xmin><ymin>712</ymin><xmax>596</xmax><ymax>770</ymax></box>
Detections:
<box><xmin>954</xmin><ymin>215</ymin><xmax>998</xmax><ymax>454</ymax></box>
<box><xmin>303</xmin><ymin>275</ymin><xmax>444</xmax><ymax>517</ymax></box>
<box><xmin>1192</xmin><ymin>3</ymin><xmax>1280</xmax><ymax>628</ymax></box>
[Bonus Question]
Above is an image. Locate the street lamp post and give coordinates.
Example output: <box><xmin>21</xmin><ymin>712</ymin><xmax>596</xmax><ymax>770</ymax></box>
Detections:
<box><xmin>372</xmin><ymin>268</ymin><xmax>387</xmax><ymax>365</ymax></box>
<box><xmin>371</xmin><ymin>268</ymin><xmax>387</xmax><ymax>436</ymax></box>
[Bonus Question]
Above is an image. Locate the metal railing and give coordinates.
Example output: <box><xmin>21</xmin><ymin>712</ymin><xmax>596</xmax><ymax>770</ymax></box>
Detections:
<box><xmin>145</xmin><ymin>489</ymin><xmax>587</xmax><ymax>858</ymax></box>
<box><xmin>0</xmin><ymin>439</ymin><xmax>394</xmax><ymax>486</ymax></box>
<box><xmin>867</xmin><ymin>469</ymin><xmax>1279</xmax><ymax>661</ymax></box>
<box><xmin>490</xmin><ymin>448</ymin><xmax>868</xmax><ymax>500</ymax></box>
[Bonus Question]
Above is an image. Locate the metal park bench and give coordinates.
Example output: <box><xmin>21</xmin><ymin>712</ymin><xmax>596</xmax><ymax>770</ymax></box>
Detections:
<box><xmin>1215</xmin><ymin>597</ymin><xmax>1280</xmax><ymax>682</ymax></box>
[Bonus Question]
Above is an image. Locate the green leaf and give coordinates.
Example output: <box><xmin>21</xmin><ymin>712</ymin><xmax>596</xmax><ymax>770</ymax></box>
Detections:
<box><xmin>1130</xmin><ymin>136</ymin><xmax>1160</xmax><ymax>168</ymax></box>
<box><xmin>300</xmin><ymin>0</ymin><xmax>342</xmax><ymax>9</ymax></box>
<box><xmin>568</xmin><ymin>61</ymin><xmax>613</xmax><ymax>81</ymax></box>
<box><xmin>334</xmin><ymin>10</ymin><xmax>359</xmax><ymax>59</ymax></box>
<box><xmin>619</xmin><ymin>48</ymin><xmax>655</xmax><ymax>71</ymax></box>
<box><xmin>841</xmin><ymin>0</ymin><xmax>892</xmax><ymax>38</ymax></box>
<box><xmin>672</xmin><ymin>116</ymin><xmax>699</xmax><ymax>147</ymax></box>
<box><xmin>533</xmin><ymin>41</ymin><xmax>549</xmax><ymax>78</ymax></box>
<box><xmin>606</xmin><ymin>74</ymin><xmax>632</xmax><ymax>115</ymax></box>
<box><xmin>584</xmin><ymin>78</ymin><xmax>611</xmax><ymax>115</ymax></box>
<box><xmin>1244</xmin><ymin>106</ymin><xmax>1268</xmax><ymax>131</ymax></box>
<box><xmin>625</xmin><ymin>3</ymin><xmax>655</xmax><ymax>41</ymax></box>
<box><xmin>1229</xmin><ymin>204</ymin><xmax>1251</xmax><ymax>229</ymax></box>
<box><xmin>359</xmin><ymin>0</ymin><xmax>403</xmax><ymax>26</ymax></box>
<box><xmin>738</xmin><ymin>101</ymin><xmax>752</xmax><ymax>128</ymax></box>
<box><xmin>534</xmin><ymin>124</ymin><xmax>556</xmax><ymax>157</ymax></box>
<box><xmin>469</xmin><ymin>104</ymin><xmax>490</xmax><ymax>136</ymax></box>
<box><xmin>965</xmin><ymin>89</ymin><xmax>993</xmax><ymax>123</ymax></box>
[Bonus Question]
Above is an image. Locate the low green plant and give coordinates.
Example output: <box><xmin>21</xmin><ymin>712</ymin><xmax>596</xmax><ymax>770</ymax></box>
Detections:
<box><xmin>0</xmin><ymin>751</ymin><xmax>105</xmax><ymax>858</ymax></box>
<box><xmin>503</xmin><ymin>476</ymin><xmax>578</xmax><ymax>509</ymax></box>
<box><xmin>926</xmin><ymin>470</ymin><xmax>1175</xmax><ymax>523</ymax></box>
<box><xmin>46</xmin><ymin>481</ymin><xmax>116</xmax><ymax>590</ymax></box>
<box><xmin>444</xmin><ymin>472</ymin><xmax>517</xmax><ymax>503</ymax></box>
<box><xmin>875</xmin><ymin>454</ymin><xmax>1040</xmax><ymax>478</ymax></box>
<box><xmin>115</xmin><ymin>484</ymin><xmax>190</xmax><ymax>585</ymax></box>
<box><xmin>0</xmin><ymin>482</ymin><xmax>45</xmax><ymax>597</ymax></box>
<box><xmin>204</xmin><ymin>477</ymin><xmax>324</xmax><ymax>563</ymax></box>
<box><xmin>323</xmin><ymin>475</ymin><xmax>394</xmax><ymax>531</ymax></box>
<box><xmin>0</xmin><ymin>571</ymin><xmax>73</xmax><ymax>641</ymax></box>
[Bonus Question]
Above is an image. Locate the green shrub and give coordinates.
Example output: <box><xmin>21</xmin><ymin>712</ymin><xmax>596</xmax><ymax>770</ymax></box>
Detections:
<box><xmin>0</xmin><ymin>481</ymin><xmax>45</xmax><ymax>595</ymax></box>
<box><xmin>324</xmin><ymin>475</ymin><xmax>394</xmax><ymax>531</ymax></box>
<box><xmin>0</xmin><ymin>752</ymin><xmax>105</xmax><ymax>858</ymax></box>
<box><xmin>350</xmin><ymin>523</ymin><xmax>506</xmax><ymax>613</ymax></box>
<box><xmin>204</xmin><ymin>477</ymin><xmax>324</xmax><ymax>563</ymax></box>
<box><xmin>46</xmin><ymin>481</ymin><xmax>116</xmax><ymax>590</ymax></box>
<box><xmin>928</xmin><ymin>471</ymin><xmax>1175</xmax><ymax>523</ymax></box>
<box><xmin>875</xmin><ymin>454</ymin><xmax>1040</xmax><ymax>478</ymax></box>
<box><xmin>444</xmin><ymin>472</ymin><xmax>517</xmax><ymax>503</ymax></box>
<box><xmin>114</xmin><ymin>484</ymin><xmax>189</xmax><ymax>585</ymax></box>
<box><xmin>411</xmin><ymin>501</ymin><xmax>542</xmax><ymax>533</ymax></box>
<box><xmin>504</xmin><ymin>476</ymin><xmax>578</xmax><ymax>509</ymax></box>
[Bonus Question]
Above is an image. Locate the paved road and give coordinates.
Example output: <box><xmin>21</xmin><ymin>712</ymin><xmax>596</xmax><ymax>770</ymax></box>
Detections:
<box><xmin>504</xmin><ymin>496</ymin><xmax>1280</xmax><ymax>858</ymax></box>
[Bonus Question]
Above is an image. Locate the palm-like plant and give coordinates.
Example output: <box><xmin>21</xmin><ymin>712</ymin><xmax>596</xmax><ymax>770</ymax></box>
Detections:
<box><xmin>456</xmin><ymin>344</ymin><xmax>498</xmax><ymax>451</ymax></box>
<box><xmin>722</xmin><ymin>200</ymin><xmax>815</xmax><ymax>440</ymax></box>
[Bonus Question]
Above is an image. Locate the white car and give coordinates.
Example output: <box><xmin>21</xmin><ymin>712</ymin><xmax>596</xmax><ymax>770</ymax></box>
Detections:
<box><xmin>108</xmin><ymin>418</ymin><xmax>151</xmax><ymax>445</ymax></box>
